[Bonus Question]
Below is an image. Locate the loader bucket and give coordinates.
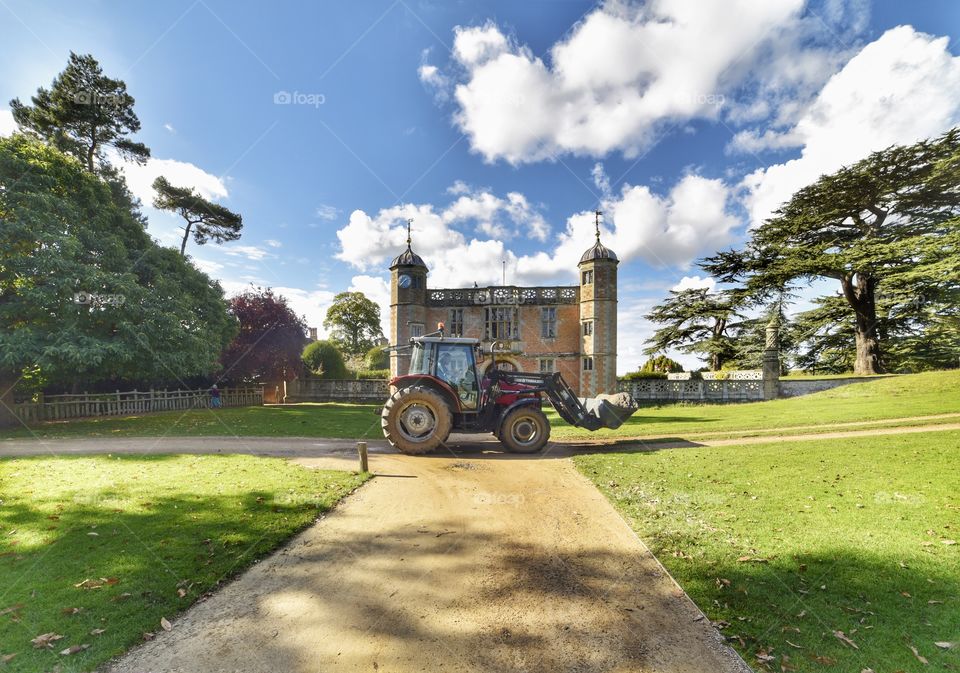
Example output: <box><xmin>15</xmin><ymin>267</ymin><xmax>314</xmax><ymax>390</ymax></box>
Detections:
<box><xmin>578</xmin><ymin>393</ymin><xmax>639</xmax><ymax>430</ymax></box>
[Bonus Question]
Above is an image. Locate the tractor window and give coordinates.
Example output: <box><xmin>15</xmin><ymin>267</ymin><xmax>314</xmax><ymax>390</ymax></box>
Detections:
<box><xmin>436</xmin><ymin>343</ymin><xmax>478</xmax><ymax>410</ymax></box>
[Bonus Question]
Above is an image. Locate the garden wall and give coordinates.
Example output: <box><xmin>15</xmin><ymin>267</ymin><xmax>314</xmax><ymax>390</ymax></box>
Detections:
<box><xmin>284</xmin><ymin>377</ymin><xmax>388</xmax><ymax>403</ymax></box>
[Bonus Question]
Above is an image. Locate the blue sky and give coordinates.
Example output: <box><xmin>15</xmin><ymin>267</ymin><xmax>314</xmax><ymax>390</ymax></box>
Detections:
<box><xmin>2</xmin><ymin>0</ymin><xmax>959</xmax><ymax>371</ymax></box>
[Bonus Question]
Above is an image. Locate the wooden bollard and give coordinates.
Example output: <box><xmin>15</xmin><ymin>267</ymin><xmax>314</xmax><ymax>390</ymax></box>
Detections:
<box><xmin>356</xmin><ymin>441</ymin><xmax>369</xmax><ymax>473</ymax></box>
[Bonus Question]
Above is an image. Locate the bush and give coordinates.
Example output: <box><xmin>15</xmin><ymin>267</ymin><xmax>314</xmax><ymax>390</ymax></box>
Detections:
<box><xmin>302</xmin><ymin>340</ymin><xmax>348</xmax><ymax>379</ymax></box>
<box><xmin>639</xmin><ymin>355</ymin><xmax>683</xmax><ymax>374</ymax></box>
<box><xmin>357</xmin><ymin>369</ymin><xmax>390</xmax><ymax>380</ymax></box>
<box><xmin>365</xmin><ymin>345</ymin><xmax>389</xmax><ymax>370</ymax></box>
<box><xmin>621</xmin><ymin>370</ymin><xmax>667</xmax><ymax>381</ymax></box>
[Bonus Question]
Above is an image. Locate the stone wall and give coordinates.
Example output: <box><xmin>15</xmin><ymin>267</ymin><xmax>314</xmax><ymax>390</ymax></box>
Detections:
<box><xmin>778</xmin><ymin>377</ymin><xmax>880</xmax><ymax>398</ymax></box>
<box><xmin>618</xmin><ymin>377</ymin><xmax>765</xmax><ymax>402</ymax></box>
<box><xmin>285</xmin><ymin>377</ymin><xmax>388</xmax><ymax>403</ymax></box>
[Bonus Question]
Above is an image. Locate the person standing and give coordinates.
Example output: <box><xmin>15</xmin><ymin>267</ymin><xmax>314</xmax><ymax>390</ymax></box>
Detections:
<box><xmin>209</xmin><ymin>384</ymin><xmax>222</xmax><ymax>408</ymax></box>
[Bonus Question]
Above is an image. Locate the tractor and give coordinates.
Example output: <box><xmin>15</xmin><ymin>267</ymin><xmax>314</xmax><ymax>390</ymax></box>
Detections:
<box><xmin>380</xmin><ymin>327</ymin><xmax>639</xmax><ymax>454</ymax></box>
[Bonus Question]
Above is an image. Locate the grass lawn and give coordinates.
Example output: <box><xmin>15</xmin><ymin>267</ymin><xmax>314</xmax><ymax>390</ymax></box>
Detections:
<box><xmin>575</xmin><ymin>429</ymin><xmax>960</xmax><ymax>672</ymax></box>
<box><xmin>0</xmin><ymin>455</ymin><xmax>368</xmax><ymax>672</ymax></box>
<box><xmin>0</xmin><ymin>402</ymin><xmax>383</xmax><ymax>441</ymax></box>
<box><xmin>2</xmin><ymin>371</ymin><xmax>958</xmax><ymax>444</ymax></box>
<box><xmin>551</xmin><ymin>369</ymin><xmax>960</xmax><ymax>440</ymax></box>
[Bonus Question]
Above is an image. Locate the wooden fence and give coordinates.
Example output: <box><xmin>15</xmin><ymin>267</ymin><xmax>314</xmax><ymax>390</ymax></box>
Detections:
<box><xmin>12</xmin><ymin>387</ymin><xmax>263</xmax><ymax>424</ymax></box>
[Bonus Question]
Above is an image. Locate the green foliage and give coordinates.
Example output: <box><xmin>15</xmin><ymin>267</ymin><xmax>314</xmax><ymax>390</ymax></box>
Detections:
<box><xmin>0</xmin><ymin>134</ymin><xmax>236</xmax><ymax>393</ymax></box>
<box><xmin>703</xmin><ymin>128</ymin><xmax>960</xmax><ymax>375</ymax></box>
<box><xmin>323</xmin><ymin>292</ymin><xmax>384</xmax><ymax>356</ymax></box>
<box><xmin>364</xmin><ymin>345</ymin><xmax>389</xmax><ymax>370</ymax></box>
<box><xmin>643</xmin><ymin>288</ymin><xmax>743</xmax><ymax>371</ymax></box>
<box><xmin>620</xmin><ymin>370</ymin><xmax>667</xmax><ymax>381</ymax></box>
<box><xmin>640</xmin><ymin>355</ymin><xmax>683</xmax><ymax>373</ymax></box>
<box><xmin>10</xmin><ymin>52</ymin><xmax>149</xmax><ymax>173</ymax></box>
<box><xmin>302</xmin><ymin>340</ymin><xmax>348</xmax><ymax>379</ymax></box>
<box><xmin>152</xmin><ymin>176</ymin><xmax>243</xmax><ymax>256</ymax></box>
<box><xmin>0</xmin><ymin>454</ymin><xmax>367</xmax><ymax>672</ymax></box>
<box><xmin>356</xmin><ymin>368</ymin><xmax>390</xmax><ymax>380</ymax></box>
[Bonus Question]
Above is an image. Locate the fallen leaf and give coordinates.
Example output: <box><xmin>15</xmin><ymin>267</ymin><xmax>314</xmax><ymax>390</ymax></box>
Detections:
<box><xmin>928</xmin><ymin>599</ymin><xmax>944</xmax><ymax>604</ymax></box>
<box><xmin>61</xmin><ymin>607</ymin><xmax>82</xmax><ymax>615</ymax></box>
<box><xmin>908</xmin><ymin>645</ymin><xmax>929</xmax><ymax>664</ymax></box>
<box><xmin>31</xmin><ymin>633</ymin><xmax>63</xmax><ymax>649</ymax></box>
<box><xmin>160</xmin><ymin>617</ymin><xmax>172</xmax><ymax>631</ymax></box>
<box><xmin>1</xmin><ymin>653</ymin><xmax>17</xmax><ymax>663</ymax></box>
<box><xmin>935</xmin><ymin>642</ymin><xmax>955</xmax><ymax>649</ymax></box>
<box><xmin>90</xmin><ymin>628</ymin><xmax>106</xmax><ymax>636</ymax></box>
<box><xmin>809</xmin><ymin>654</ymin><xmax>836</xmax><ymax>665</ymax></box>
<box><xmin>860</xmin><ymin>669</ymin><xmax>875</xmax><ymax>673</ymax></box>
<box><xmin>59</xmin><ymin>644</ymin><xmax>89</xmax><ymax>656</ymax></box>
<box><xmin>0</xmin><ymin>604</ymin><xmax>24</xmax><ymax>616</ymax></box>
<box><xmin>142</xmin><ymin>632</ymin><xmax>155</xmax><ymax>641</ymax></box>
<box><xmin>87</xmin><ymin>532</ymin><xmax>99</xmax><ymax>536</ymax></box>
<box><xmin>834</xmin><ymin>630</ymin><xmax>859</xmax><ymax>649</ymax></box>
<box><xmin>177</xmin><ymin>588</ymin><xmax>187</xmax><ymax>598</ymax></box>
<box><xmin>786</xmin><ymin>640</ymin><xmax>803</xmax><ymax>648</ymax></box>
<box><xmin>942</xmin><ymin>539</ymin><xmax>956</xmax><ymax>545</ymax></box>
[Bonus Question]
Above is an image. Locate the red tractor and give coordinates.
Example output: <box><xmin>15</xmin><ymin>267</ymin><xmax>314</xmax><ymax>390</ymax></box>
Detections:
<box><xmin>381</xmin><ymin>329</ymin><xmax>638</xmax><ymax>454</ymax></box>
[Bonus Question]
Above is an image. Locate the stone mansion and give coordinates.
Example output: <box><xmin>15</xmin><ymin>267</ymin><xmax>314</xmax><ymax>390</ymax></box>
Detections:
<box><xmin>389</xmin><ymin>218</ymin><xmax>618</xmax><ymax>396</ymax></box>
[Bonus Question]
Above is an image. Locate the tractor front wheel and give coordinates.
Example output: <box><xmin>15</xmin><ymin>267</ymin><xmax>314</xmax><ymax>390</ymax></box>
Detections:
<box><xmin>381</xmin><ymin>386</ymin><xmax>452</xmax><ymax>455</ymax></box>
<box><xmin>499</xmin><ymin>407</ymin><xmax>550</xmax><ymax>454</ymax></box>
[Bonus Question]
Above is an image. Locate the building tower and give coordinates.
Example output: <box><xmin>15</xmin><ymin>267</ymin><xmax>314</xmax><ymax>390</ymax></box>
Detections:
<box><xmin>389</xmin><ymin>220</ymin><xmax>428</xmax><ymax>378</ymax></box>
<box><xmin>578</xmin><ymin>211</ymin><xmax>618</xmax><ymax>396</ymax></box>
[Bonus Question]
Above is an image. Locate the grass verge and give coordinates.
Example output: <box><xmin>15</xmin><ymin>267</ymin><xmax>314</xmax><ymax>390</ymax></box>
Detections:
<box><xmin>574</xmin><ymin>429</ymin><xmax>960</xmax><ymax>672</ymax></box>
<box><xmin>0</xmin><ymin>454</ymin><xmax>368</xmax><ymax>672</ymax></box>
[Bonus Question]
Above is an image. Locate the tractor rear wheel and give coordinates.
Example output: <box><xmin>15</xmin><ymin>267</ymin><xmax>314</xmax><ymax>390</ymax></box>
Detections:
<box><xmin>499</xmin><ymin>406</ymin><xmax>550</xmax><ymax>454</ymax></box>
<box><xmin>381</xmin><ymin>386</ymin><xmax>452</xmax><ymax>455</ymax></box>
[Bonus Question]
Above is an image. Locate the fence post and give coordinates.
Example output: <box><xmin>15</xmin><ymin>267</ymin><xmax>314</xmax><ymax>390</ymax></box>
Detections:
<box><xmin>356</xmin><ymin>442</ymin><xmax>369</xmax><ymax>473</ymax></box>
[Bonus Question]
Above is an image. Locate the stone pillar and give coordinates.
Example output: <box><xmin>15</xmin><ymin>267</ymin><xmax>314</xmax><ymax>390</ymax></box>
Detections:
<box><xmin>762</xmin><ymin>317</ymin><xmax>781</xmax><ymax>400</ymax></box>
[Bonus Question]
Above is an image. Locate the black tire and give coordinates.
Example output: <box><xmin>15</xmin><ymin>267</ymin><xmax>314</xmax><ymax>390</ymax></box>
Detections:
<box><xmin>381</xmin><ymin>386</ymin><xmax>453</xmax><ymax>455</ymax></box>
<box><xmin>499</xmin><ymin>406</ymin><xmax>550</xmax><ymax>454</ymax></box>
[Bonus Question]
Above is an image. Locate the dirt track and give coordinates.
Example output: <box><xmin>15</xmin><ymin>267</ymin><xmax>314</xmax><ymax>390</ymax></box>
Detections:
<box><xmin>96</xmin><ymin>444</ymin><xmax>751</xmax><ymax>673</ymax></box>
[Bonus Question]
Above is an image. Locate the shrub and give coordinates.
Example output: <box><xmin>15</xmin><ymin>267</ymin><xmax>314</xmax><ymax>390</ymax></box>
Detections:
<box><xmin>365</xmin><ymin>345</ymin><xmax>389</xmax><ymax>370</ymax></box>
<box><xmin>356</xmin><ymin>369</ymin><xmax>389</xmax><ymax>380</ymax></box>
<box><xmin>302</xmin><ymin>340</ymin><xmax>348</xmax><ymax>379</ymax></box>
<box><xmin>621</xmin><ymin>370</ymin><xmax>667</xmax><ymax>381</ymax></box>
<box><xmin>639</xmin><ymin>355</ymin><xmax>683</xmax><ymax>373</ymax></box>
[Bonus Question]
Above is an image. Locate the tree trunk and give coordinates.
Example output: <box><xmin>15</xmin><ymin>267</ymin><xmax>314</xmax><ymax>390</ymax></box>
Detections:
<box><xmin>0</xmin><ymin>373</ymin><xmax>19</xmax><ymax>429</ymax></box>
<box><xmin>180</xmin><ymin>222</ymin><xmax>193</xmax><ymax>256</ymax></box>
<box><xmin>840</xmin><ymin>273</ymin><xmax>885</xmax><ymax>375</ymax></box>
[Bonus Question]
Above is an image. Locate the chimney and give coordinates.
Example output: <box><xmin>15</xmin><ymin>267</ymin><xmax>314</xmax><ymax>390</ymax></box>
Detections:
<box><xmin>308</xmin><ymin>327</ymin><xmax>318</xmax><ymax>341</ymax></box>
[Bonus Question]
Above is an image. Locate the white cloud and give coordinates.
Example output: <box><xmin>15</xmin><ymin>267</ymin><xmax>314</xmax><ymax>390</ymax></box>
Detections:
<box><xmin>264</xmin><ymin>239</ymin><xmax>282</xmax><ymax>248</ymax></box>
<box><xmin>335</xmin><ymin>175</ymin><xmax>739</xmax><ymax>287</ymax></box>
<box><xmin>223</xmin><ymin>245</ymin><xmax>272</xmax><ymax>261</ymax></box>
<box><xmin>192</xmin><ymin>257</ymin><xmax>225</xmax><ymax>275</ymax></box>
<box><xmin>742</xmin><ymin>26</ymin><xmax>960</xmax><ymax>227</ymax></box>
<box><xmin>591</xmin><ymin>162</ymin><xmax>611</xmax><ymax>198</ymax></box>
<box><xmin>672</xmin><ymin>275</ymin><xmax>716</xmax><ymax>292</ymax></box>
<box><xmin>726</xmin><ymin>128</ymin><xmax>803</xmax><ymax>155</ymax></box>
<box><xmin>315</xmin><ymin>204</ymin><xmax>339</xmax><ymax>220</ymax></box>
<box><xmin>442</xmin><ymin>1</ymin><xmax>808</xmax><ymax>164</ymax></box>
<box><xmin>119</xmin><ymin>156</ymin><xmax>228</xmax><ymax>205</ymax></box>
<box><xmin>0</xmin><ymin>109</ymin><xmax>17</xmax><ymax>136</ymax></box>
<box><xmin>163</xmin><ymin>122</ymin><xmax>176</xmax><ymax>134</ymax></box>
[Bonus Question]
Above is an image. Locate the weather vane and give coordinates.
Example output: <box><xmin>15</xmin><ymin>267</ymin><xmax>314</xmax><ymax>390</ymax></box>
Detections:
<box><xmin>594</xmin><ymin>210</ymin><xmax>602</xmax><ymax>243</ymax></box>
<box><xmin>406</xmin><ymin>218</ymin><xmax>413</xmax><ymax>248</ymax></box>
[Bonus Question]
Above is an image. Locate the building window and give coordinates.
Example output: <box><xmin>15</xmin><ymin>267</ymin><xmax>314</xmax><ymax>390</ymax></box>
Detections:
<box><xmin>582</xmin><ymin>356</ymin><xmax>594</xmax><ymax>371</ymax></box>
<box><xmin>449</xmin><ymin>309</ymin><xmax>464</xmax><ymax>336</ymax></box>
<box><xmin>410</xmin><ymin>323</ymin><xmax>424</xmax><ymax>338</ymax></box>
<box><xmin>539</xmin><ymin>358</ymin><xmax>555</xmax><ymax>373</ymax></box>
<box><xmin>582</xmin><ymin>321</ymin><xmax>593</xmax><ymax>336</ymax></box>
<box><xmin>582</xmin><ymin>269</ymin><xmax>594</xmax><ymax>285</ymax></box>
<box><xmin>412</xmin><ymin>275</ymin><xmax>423</xmax><ymax>289</ymax></box>
<box><xmin>541</xmin><ymin>307</ymin><xmax>556</xmax><ymax>338</ymax></box>
<box><xmin>485</xmin><ymin>307</ymin><xmax>518</xmax><ymax>340</ymax></box>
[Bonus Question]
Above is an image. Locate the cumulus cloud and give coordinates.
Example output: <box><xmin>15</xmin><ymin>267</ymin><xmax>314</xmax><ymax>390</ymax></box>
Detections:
<box><xmin>335</xmin><ymin>175</ymin><xmax>739</xmax><ymax>287</ymax></box>
<box><xmin>672</xmin><ymin>275</ymin><xmax>717</xmax><ymax>292</ymax></box>
<box><xmin>315</xmin><ymin>204</ymin><xmax>339</xmax><ymax>220</ymax></box>
<box><xmin>741</xmin><ymin>26</ymin><xmax>960</xmax><ymax>227</ymax></box>
<box><xmin>0</xmin><ymin>109</ymin><xmax>17</xmax><ymax>136</ymax></box>
<box><xmin>119</xmin><ymin>156</ymin><xmax>229</xmax><ymax>205</ymax></box>
<box><xmin>223</xmin><ymin>245</ymin><xmax>273</xmax><ymax>261</ymax></box>
<box><xmin>437</xmin><ymin>0</ymin><xmax>811</xmax><ymax>164</ymax></box>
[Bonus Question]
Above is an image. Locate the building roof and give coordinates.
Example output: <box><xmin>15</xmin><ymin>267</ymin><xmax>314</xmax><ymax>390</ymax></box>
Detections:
<box><xmin>390</xmin><ymin>220</ymin><xmax>428</xmax><ymax>269</ymax></box>
<box><xmin>390</xmin><ymin>245</ymin><xmax>427</xmax><ymax>268</ymax></box>
<box><xmin>579</xmin><ymin>239</ymin><xmax>618</xmax><ymax>264</ymax></box>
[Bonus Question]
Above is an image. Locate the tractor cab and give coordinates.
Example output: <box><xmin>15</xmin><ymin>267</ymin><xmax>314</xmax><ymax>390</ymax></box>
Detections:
<box><xmin>405</xmin><ymin>336</ymin><xmax>482</xmax><ymax>410</ymax></box>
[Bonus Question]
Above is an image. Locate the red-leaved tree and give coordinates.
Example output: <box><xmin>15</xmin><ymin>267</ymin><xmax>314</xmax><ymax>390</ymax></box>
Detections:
<box><xmin>220</xmin><ymin>287</ymin><xmax>307</xmax><ymax>384</ymax></box>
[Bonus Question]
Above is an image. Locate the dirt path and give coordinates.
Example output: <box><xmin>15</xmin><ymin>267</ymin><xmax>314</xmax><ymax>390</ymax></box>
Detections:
<box><xmin>96</xmin><ymin>448</ymin><xmax>750</xmax><ymax>673</ymax></box>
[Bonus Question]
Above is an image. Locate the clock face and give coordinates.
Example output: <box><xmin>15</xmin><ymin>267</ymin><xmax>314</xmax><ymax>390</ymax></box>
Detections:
<box><xmin>398</xmin><ymin>274</ymin><xmax>412</xmax><ymax>289</ymax></box>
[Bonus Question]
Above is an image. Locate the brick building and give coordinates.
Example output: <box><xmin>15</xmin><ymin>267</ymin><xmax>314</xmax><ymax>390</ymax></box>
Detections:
<box><xmin>389</xmin><ymin>219</ymin><xmax>618</xmax><ymax>396</ymax></box>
